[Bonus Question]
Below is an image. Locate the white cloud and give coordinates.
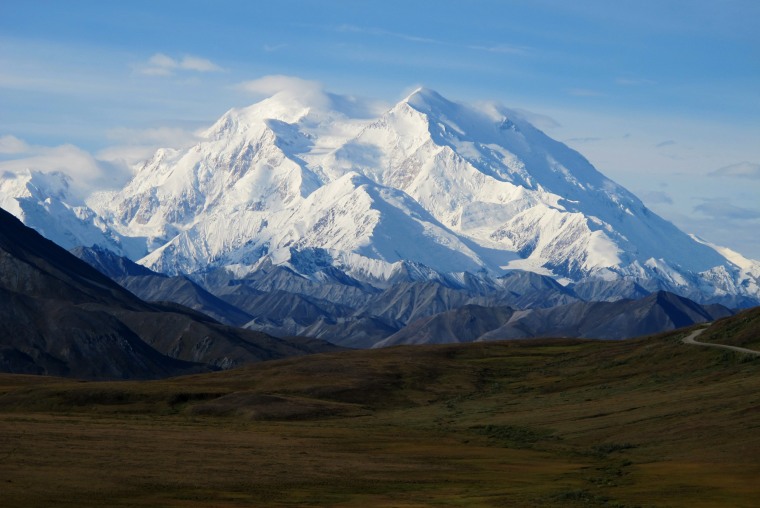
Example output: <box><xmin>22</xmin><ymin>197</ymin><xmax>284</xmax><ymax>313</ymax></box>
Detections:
<box><xmin>237</xmin><ymin>75</ymin><xmax>323</xmax><ymax>97</ymax></box>
<box><xmin>694</xmin><ymin>200</ymin><xmax>760</xmax><ymax>221</ymax></box>
<box><xmin>105</xmin><ymin>126</ymin><xmax>200</xmax><ymax>147</ymax></box>
<box><xmin>510</xmin><ymin>108</ymin><xmax>561</xmax><ymax>130</ymax></box>
<box><xmin>95</xmin><ymin>145</ymin><xmax>157</xmax><ymax>166</ymax></box>
<box><xmin>139</xmin><ymin>66</ymin><xmax>173</xmax><ymax>77</ymax></box>
<box><xmin>180</xmin><ymin>56</ymin><xmax>223</xmax><ymax>72</ymax></box>
<box><xmin>477</xmin><ymin>102</ymin><xmax>561</xmax><ymax>131</ymax></box>
<box><xmin>148</xmin><ymin>53</ymin><xmax>177</xmax><ymax>68</ymax></box>
<box><xmin>98</xmin><ymin>126</ymin><xmax>202</xmax><ymax>166</ymax></box>
<box><xmin>139</xmin><ymin>53</ymin><xmax>223</xmax><ymax>76</ymax></box>
<box><xmin>236</xmin><ymin>75</ymin><xmax>330</xmax><ymax>110</ymax></box>
<box><xmin>0</xmin><ymin>135</ymin><xmax>30</xmax><ymax>154</ymax></box>
<box><xmin>0</xmin><ymin>137</ymin><xmax>133</xmax><ymax>199</ymax></box>
<box><xmin>236</xmin><ymin>75</ymin><xmax>387</xmax><ymax>119</ymax></box>
<box><xmin>0</xmin><ymin>143</ymin><xmax>100</xmax><ymax>177</ymax></box>
<box><xmin>708</xmin><ymin>161</ymin><xmax>760</xmax><ymax>179</ymax></box>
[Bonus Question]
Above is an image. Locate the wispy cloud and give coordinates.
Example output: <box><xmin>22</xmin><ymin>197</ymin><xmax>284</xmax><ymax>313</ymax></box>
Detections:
<box><xmin>181</xmin><ymin>55</ymin><xmax>223</xmax><ymax>72</ymax></box>
<box><xmin>694</xmin><ymin>200</ymin><xmax>760</xmax><ymax>220</ymax></box>
<box><xmin>336</xmin><ymin>25</ymin><xmax>441</xmax><ymax>44</ymax></box>
<box><xmin>105</xmin><ymin>126</ymin><xmax>200</xmax><ymax>147</ymax></box>
<box><xmin>263</xmin><ymin>43</ymin><xmax>288</xmax><ymax>52</ymax></box>
<box><xmin>510</xmin><ymin>108</ymin><xmax>561</xmax><ymax>130</ymax></box>
<box><xmin>236</xmin><ymin>75</ymin><xmax>324</xmax><ymax>99</ymax></box>
<box><xmin>656</xmin><ymin>140</ymin><xmax>676</xmax><ymax>148</ymax></box>
<box><xmin>236</xmin><ymin>75</ymin><xmax>331</xmax><ymax>112</ymax></box>
<box><xmin>466</xmin><ymin>44</ymin><xmax>530</xmax><ymax>55</ymax></box>
<box><xmin>235</xmin><ymin>75</ymin><xmax>386</xmax><ymax>118</ymax></box>
<box><xmin>0</xmin><ymin>135</ymin><xmax>30</xmax><ymax>154</ymax></box>
<box><xmin>0</xmin><ymin>138</ymin><xmax>132</xmax><ymax>197</ymax></box>
<box><xmin>98</xmin><ymin>126</ymin><xmax>202</xmax><ymax>166</ymax></box>
<box><xmin>335</xmin><ymin>24</ymin><xmax>530</xmax><ymax>56</ymax></box>
<box><xmin>139</xmin><ymin>53</ymin><xmax>224</xmax><ymax>76</ymax></box>
<box><xmin>708</xmin><ymin>161</ymin><xmax>760</xmax><ymax>179</ymax></box>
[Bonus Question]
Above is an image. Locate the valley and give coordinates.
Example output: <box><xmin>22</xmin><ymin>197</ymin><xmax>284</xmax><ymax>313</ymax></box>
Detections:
<box><xmin>4</xmin><ymin>5</ymin><xmax>759</xmax><ymax>508</ymax></box>
<box><xmin>2</xmin><ymin>309</ymin><xmax>759</xmax><ymax>507</ymax></box>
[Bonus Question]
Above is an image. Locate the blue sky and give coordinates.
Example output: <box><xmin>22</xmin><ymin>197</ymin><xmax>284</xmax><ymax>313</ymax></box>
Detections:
<box><xmin>1</xmin><ymin>0</ymin><xmax>759</xmax><ymax>257</ymax></box>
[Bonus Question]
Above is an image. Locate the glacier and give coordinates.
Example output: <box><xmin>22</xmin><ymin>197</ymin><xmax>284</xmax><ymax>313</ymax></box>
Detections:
<box><xmin>2</xmin><ymin>87</ymin><xmax>758</xmax><ymax>307</ymax></box>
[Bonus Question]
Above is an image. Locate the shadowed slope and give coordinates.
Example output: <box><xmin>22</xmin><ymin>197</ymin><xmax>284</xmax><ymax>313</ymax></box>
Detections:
<box><xmin>480</xmin><ymin>290</ymin><xmax>733</xmax><ymax>340</ymax></box>
<box><xmin>71</xmin><ymin>245</ymin><xmax>254</xmax><ymax>326</ymax></box>
<box><xmin>0</xmin><ymin>207</ymin><xmax>339</xmax><ymax>379</ymax></box>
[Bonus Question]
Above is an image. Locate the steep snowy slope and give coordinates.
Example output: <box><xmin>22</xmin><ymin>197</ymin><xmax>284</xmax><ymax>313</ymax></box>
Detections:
<box><xmin>88</xmin><ymin>95</ymin><xmax>326</xmax><ymax>252</ymax></box>
<box><xmin>3</xmin><ymin>87</ymin><xmax>758</xmax><ymax>306</ymax></box>
<box><xmin>0</xmin><ymin>170</ymin><xmax>138</xmax><ymax>257</ymax></box>
<box><xmin>325</xmin><ymin>89</ymin><xmax>729</xmax><ymax>280</ymax></box>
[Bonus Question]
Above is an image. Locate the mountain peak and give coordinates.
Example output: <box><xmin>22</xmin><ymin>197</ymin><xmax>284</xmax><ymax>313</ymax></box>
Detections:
<box><xmin>5</xmin><ymin>85</ymin><xmax>757</xmax><ymax>307</ymax></box>
<box><xmin>402</xmin><ymin>87</ymin><xmax>454</xmax><ymax>115</ymax></box>
<box><xmin>404</xmin><ymin>86</ymin><xmax>440</xmax><ymax>100</ymax></box>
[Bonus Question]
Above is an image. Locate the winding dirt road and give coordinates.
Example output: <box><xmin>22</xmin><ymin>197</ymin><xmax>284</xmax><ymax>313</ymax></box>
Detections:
<box><xmin>682</xmin><ymin>327</ymin><xmax>760</xmax><ymax>356</ymax></box>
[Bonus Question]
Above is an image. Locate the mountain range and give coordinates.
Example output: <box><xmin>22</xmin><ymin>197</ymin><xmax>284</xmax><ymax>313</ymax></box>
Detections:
<box><xmin>68</xmin><ymin>244</ymin><xmax>732</xmax><ymax>349</ymax></box>
<box><xmin>1</xmin><ymin>87</ymin><xmax>758</xmax><ymax>354</ymax></box>
<box><xmin>3</xmin><ymin>87</ymin><xmax>758</xmax><ymax>308</ymax></box>
<box><xmin>0</xmin><ymin>207</ymin><xmax>338</xmax><ymax>379</ymax></box>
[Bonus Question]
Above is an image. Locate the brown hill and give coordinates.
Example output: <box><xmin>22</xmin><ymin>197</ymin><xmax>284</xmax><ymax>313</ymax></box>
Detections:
<box><xmin>0</xmin><ymin>207</ymin><xmax>339</xmax><ymax>379</ymax></box>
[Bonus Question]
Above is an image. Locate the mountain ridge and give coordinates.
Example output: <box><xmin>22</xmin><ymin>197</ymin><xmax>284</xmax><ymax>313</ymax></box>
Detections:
<box><xmin>1</xmin><ymin>87</ymin><xmax>758</xmax><ymax>307</ymax></box>
<box><xmin>0</xmin><ymin>206</ymin><xmax>340</xmax><ymax>379</ymax></box>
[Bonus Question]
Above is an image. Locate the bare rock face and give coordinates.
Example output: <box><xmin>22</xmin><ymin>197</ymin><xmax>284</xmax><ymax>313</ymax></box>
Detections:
<box><xmin>478</xmin><ymin>291</ymin><xmax>733</xmax><ymax>341</ymax></box>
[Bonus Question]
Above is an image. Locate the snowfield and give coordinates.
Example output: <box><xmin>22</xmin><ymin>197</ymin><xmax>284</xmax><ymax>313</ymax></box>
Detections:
<box><xmin>2</xmin><ymin>87</ymin><xmax>758</xmax><ymax>306</ymax></box>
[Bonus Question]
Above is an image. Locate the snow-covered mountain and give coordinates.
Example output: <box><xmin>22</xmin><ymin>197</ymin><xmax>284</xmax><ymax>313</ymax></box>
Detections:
<box><xmin>0</xmin><ymin>169</ymin><xmax>139</xmax><ymax>257</ymax></box>
<box><xmin>3</xmin><ymin>87</ymin><xmax>759</xmax><ymax>306</ymax></box>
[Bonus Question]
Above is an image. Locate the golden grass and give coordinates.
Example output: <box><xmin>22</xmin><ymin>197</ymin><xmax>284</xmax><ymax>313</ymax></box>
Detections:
<box><xmin>0</xmin><ymin>413</ymin><xmax>584</xmax><ymax>507</ymax></box>
<box><xmin>1</xmin><ymin>328</ymin><xmax>759</xmax><ymax>506</ymax></box>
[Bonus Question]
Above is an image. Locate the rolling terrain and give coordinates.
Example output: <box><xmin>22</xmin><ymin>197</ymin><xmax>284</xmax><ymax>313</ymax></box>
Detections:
<box><xmin>696</xmin><ymin>306</ymin><xmax>760</xmax><ymax>351</ymax></box>
<box><xmin>71</xmin><ymin>244</ymin><xmax>733</xmax><ymax>348</ymax></box>
<box><xmin>0</xmin><ymin>206</ymin><xmax>339</xmax><ymax>379</ymax></box>
<box><xmin>1</xmin><ymin>310</ymin><xmax>758</xmax><ymax>507</ymax></box>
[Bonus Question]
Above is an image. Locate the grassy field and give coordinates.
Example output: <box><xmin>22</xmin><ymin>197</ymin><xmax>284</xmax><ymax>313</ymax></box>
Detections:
<box><xmin>1</xmin><ymin>322</ymin><xmax>759</xmax><ymax>507</ymax></box>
